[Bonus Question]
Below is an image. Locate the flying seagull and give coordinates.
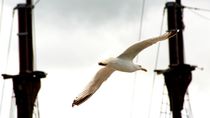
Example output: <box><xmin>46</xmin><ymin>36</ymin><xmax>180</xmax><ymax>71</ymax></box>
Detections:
<box><xmin>72</xmin><ymin>30</ymin><xmax>177</xmax><ymax>107</ymax></box>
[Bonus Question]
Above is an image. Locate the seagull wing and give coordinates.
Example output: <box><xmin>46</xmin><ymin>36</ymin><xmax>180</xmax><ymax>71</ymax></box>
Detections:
<box><xmin>117</xmin><ymin>30</ymin><xmax>177</xmax><ymax>60</ymax></box>
<box><xmin>72</xmin><ymin>67</ymin><xmax>115</xmax><ymax>107</ymax></box>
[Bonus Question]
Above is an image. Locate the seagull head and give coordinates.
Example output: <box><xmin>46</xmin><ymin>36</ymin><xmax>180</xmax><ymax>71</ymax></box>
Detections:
<box><xmin>136</xmin><ymin>65</ymin><xmax>147</xmax><ymax>72</ymax></box>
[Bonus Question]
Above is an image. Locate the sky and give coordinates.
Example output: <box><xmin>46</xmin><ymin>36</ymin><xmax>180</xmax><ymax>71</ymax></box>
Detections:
<box><xmin>0</xmin><ymin>0</ymin><xmax>210</xmax><ymax>118</ymax></box>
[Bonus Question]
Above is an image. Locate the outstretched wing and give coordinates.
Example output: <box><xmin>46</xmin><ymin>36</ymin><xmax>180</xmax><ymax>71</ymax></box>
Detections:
<box><xmin>72</xmin><ymin>67</ymin><xmax>115</xmax><ymax>107</ymax></box>
<box><xmin>117</xmin><ymin>30</ymin><xmax>177</xmax><ymax>60</ymax></box>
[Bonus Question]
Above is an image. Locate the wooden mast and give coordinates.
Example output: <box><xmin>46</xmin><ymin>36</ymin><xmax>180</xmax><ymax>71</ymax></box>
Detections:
<box><xmin>2</xmin><ymin>0</ymin><xmax>46</xmax><ymax>118</ymax></box>
<box><xmin>156</xmin><ymin>0</ymin><xmax>195</xmax><ymax>118</ymax></box>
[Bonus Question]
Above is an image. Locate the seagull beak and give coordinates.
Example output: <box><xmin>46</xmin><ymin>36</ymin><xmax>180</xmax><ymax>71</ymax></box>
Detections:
<box><xmin>98</xmin><ymin>62</ymin><xmax>107</xmax><ymax>66</ymax></box>
<box><xmin>140</xmin><ymin>67</ymin><xmax>147</xmax><ymax>72</ymax></box>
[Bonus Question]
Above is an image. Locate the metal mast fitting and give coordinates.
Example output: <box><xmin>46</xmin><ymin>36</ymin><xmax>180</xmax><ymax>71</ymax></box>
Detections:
<box><xmin>155</xmin><ymin>1</ymin><xmax>195</xmax><ymax>118</ymax></box>
<box><xmin>2</xmin><ymin>1</ymin><xmax>46</xmax><ymax>118</ymax></box>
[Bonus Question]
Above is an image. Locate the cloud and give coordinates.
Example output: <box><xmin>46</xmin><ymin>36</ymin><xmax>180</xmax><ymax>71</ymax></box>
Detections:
<box><xmin>34</xmin><ymin>19</ymin><xmax>142</xmax><ymax>69</ymax></box>
<box><xmin>33</xmin><ymin>0</ymin><xmax>170</xmax><ymax>69</ymax></box>
<box><xmin>35</xmin><ymin>0</ymin><xmax>168</xmax><ymax>29</ymax></box>
<box><xmin>36</xmin><ymin>0</ymin><xmax>141</xmax><ymax>24</ymax></box>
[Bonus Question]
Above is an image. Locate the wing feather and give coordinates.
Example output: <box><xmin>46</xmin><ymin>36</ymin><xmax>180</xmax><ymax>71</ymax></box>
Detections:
<box><xmin>72</xmin><ymin>67</ymin><xmax>115</xmax><ymax>107</ymax></box>
<box><xmin>117</xmin><ymin>30</ymin><xmax>177</xmax><ymax>60</ymax></box>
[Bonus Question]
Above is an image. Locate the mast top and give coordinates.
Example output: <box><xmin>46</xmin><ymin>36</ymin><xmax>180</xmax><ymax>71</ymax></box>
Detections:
<box><xmin>26</xmin><ymin>0</ymin><xmax>32</xmax><ymax>5</ymax></box>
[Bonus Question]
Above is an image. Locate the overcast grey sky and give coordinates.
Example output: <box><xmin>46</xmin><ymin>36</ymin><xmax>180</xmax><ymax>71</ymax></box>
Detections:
<box><xmin>1</xmin><ymin>0</ymin><xmax>210</xmax><ymax>118</ymax></box>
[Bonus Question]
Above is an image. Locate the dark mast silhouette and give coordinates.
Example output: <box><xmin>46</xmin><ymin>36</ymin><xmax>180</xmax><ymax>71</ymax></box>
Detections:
<box><xmin>2</xmin><ymin>0</ymin><xmax>46</xmax><ymax>118</ymax></box>
<box><xmin>155</xmin><ymin>0</ymin><xmax>195</xmax><ymax>118</ymax></box>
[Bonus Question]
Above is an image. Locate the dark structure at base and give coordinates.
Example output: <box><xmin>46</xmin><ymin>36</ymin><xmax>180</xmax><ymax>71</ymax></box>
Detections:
<box><xmin>156</xmin><ymin>64</ymin><xmax>195</xmax><ymax>118</ymax></box>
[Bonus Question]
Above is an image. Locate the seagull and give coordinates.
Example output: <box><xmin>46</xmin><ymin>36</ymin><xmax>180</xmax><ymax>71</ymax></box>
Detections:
<box><xmin>72</xmin><ymin>30</ymin><xmax>177</xmax><ymax>107</ymax></box>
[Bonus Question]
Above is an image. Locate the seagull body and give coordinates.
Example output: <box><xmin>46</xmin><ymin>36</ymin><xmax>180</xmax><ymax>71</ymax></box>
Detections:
<box><xmin>72</xmin><ymin>30</ymin><xmax>177</xmax><ymax>107</ymax></box>
<box><xmin>99</xmin><ymin>57</ymin><xmax>144</xmax><ymax>72</ymax></box>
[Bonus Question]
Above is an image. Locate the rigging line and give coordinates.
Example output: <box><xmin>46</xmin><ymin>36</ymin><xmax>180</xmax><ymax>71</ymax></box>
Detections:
<box><xmin>34</xmin><ymin>100</ymin><xmax>41</xmax><ymax>118</ymax></box>
<box><xmin>32</xmin><ymin>4</ymin><xmax>37</xmax><ymax>69</ymax></box>
<box><xmin>147</xmin><ymin>7</ymin><xmax>166</xmax><ymax>118</ymax></box>
<box><xmin>183</xmin><ymin>5</ymin><xmax>210</xmax><ymax>12</ymax></box>
<box><xmin>137</xmin><ymin>0</ymin><xmax>146</xmax><ymax>41</ymax></box>
<box><xmin>37</xmin><ymin>100</ymin><xmax>41</xmax><ymax>118</ymax></box>
<box><xmin>5</xmin><ymin>9</ymin><xmax>15</xmax><ymax>72</ymax></box>
<box><xmin>32</xmin><ymin>6</ymin><xmax>40</xmax><ymax>118</ymax></box>
<box><xmin>134</xmin><ymin>0</ymin><xmax>146</xmax><ymax>71</ymax></box>
<box><xmin>134</xmin><ymin>0</ymin><xmax>146</xmax><ymax>62</ymax></box>
<box><xmin>9</xmin><ymin>93</ymin><xmax>16</xmax><ymax>118</ymax></box>
<box><xmin>159</xmin><ymin>84</ymin><xmax>169</xmax><ymax>118</ymax></box>
<box><xmin>130</xmin><ymin>0</ymin><xmax>146</xmax><ymax>118</ymax></box>
<box><xmin>185</xmin><ymin>90</ymin><xmax>194</xmax><ymax>118</ymax></box>
<box><xmin>0</xmin><ymin>9</ymin><xmax>15</xmax><ymax>117</ymax></box>
<box><xmin>32</xmin><ymin>4</ymin><xmax>42</xmax><ymax>118</ymax></box>
<box><xmin>0</xmin><ymin>0</ymin><xmax>5</xmax><ymax>34</ymax></box>
<box><xmin>0</xmin><ymin>83</ymin><xmax>5</xmax><ymax>117</ymax></box>
<box><xmin>187</xmin><ymin>8</ymin><xmax>210</xmax><ymax>21</ymax></box>
<box><xmin>34</xmin><ymin>0</ymin><xmax>41</xmax><ymax>6</ymax></box>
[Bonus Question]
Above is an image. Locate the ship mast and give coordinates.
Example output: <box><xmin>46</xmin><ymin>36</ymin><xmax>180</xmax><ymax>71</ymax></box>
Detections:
<box><xmin>156</xmin><ymin>0</ymin><xmax>195</xmax><ymax>118</ymax></box>
<box><xmin>2</xmin><ymin>0</ymin><xmax>46</xmax><ymax>118</ymax></box>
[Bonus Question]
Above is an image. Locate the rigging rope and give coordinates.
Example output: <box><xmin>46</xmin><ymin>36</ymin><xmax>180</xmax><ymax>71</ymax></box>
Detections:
<box><xmin>34</xmin><ymin>0</ymin><xmax>41</xmax><ymax>6</ymax></box>
<box><xmin>9</xmin><ymin>93</ymin><xmax>16</xmax><ymax>118</ymax></box>
<box><xmin>186</xmin><ymin>9</ymin><xmax>210</xmax><ymax>21</ymax></box>
<box><xmin>147</xmin><ymin>7</ymin><xmax>166</xmax><ymax>118</ymax></box>
<box><xmin>131</xmin><ymin>1</ymin><xmax>168</xmax><ymax>118</ymax></box>
<box><xmin>0</xmin><ymin>0</ymin><xmax>4</xmax><ymax>34</ymax></box>
<box><xmin>5</xmin><ymin>9</ymin><xmax>15</xmax><ymax>72</ymax></box>
<box><xmin>159</xmin><ymin>84</ymin><xmax>171</xmax><ymax>118</ymax></box>
<box><xmin>184</xmin><ymin>91</ymin><xmax>194</xmax><ymax>118</ymax></box>
<box><xmin>182</xmin><ymin>5</ymin><xmax>210</xmax><ymax>21</ymax></box>
<box><xmin>0</xmin><ymin>8</ymin><xmax>15</xmax><ymax>118</ymax></box>
<box><xmin>130</xmin><ymin>0</ymin><xmax>146</xmax><ymax>118</ymax></box>
<box><xmin>32</xmin><ymin>1</ymin><xmax>38</xmax><ymax>70</ymax></box>
<box><xmin>32</xmin><ymin>1</ymin><xmax>41</xmax><ymax>117</ymax></box>
<box><xmin>137</xmin><ymin>0</ymin><xmax>146</xmax><ymax>41</ymax></box>
<box><xmin>183</xmin><ymin>5</ymin><xmax>210</xmax><ymax>12</ymax></box>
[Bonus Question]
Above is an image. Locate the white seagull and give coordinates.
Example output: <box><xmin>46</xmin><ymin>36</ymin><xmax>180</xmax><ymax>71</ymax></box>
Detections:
<box><xmin>72</xmin><ymin>30</ymin><xmax>177</xmax><ymax>107</ymax></box>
